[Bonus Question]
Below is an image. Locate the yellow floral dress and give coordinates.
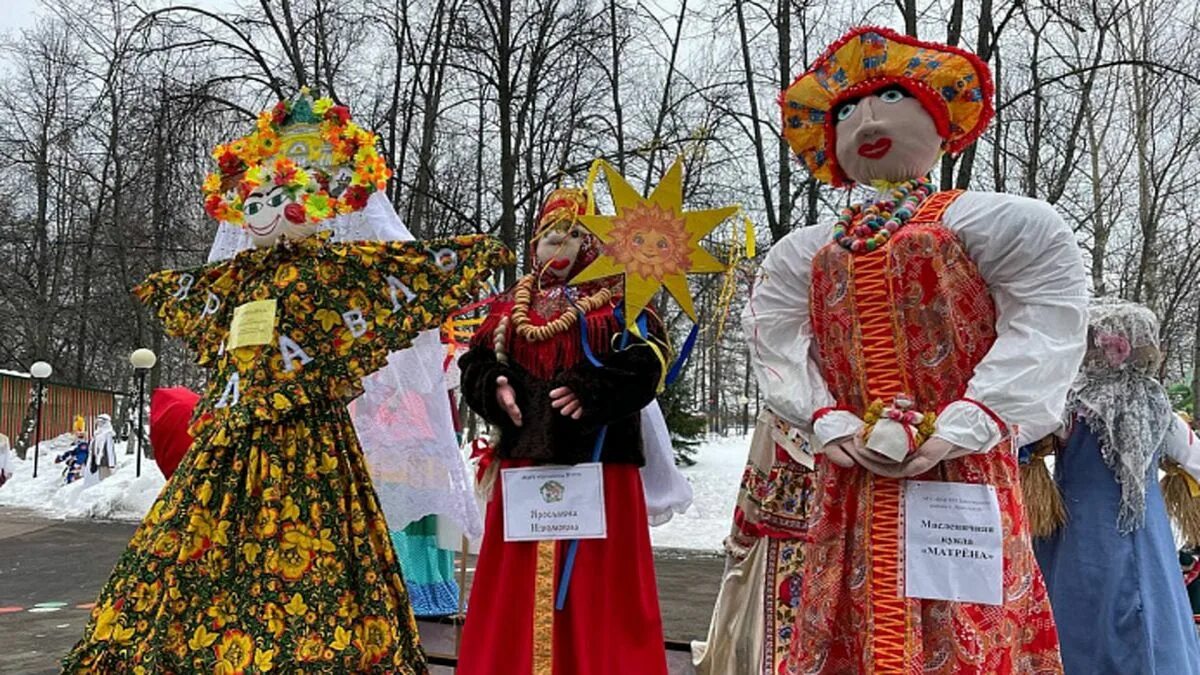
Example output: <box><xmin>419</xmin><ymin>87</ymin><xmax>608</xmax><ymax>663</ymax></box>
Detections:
<box><xmin>62</xmin><ymin>231</ymin><xmax>511</xmax><ymax>674</ymax></box>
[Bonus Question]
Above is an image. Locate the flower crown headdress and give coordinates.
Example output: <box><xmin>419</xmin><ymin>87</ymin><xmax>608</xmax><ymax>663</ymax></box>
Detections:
<box><xmin>202</xmin><ymin>88</ymin><xmax>391</xmax><ymax>227</ymax></box>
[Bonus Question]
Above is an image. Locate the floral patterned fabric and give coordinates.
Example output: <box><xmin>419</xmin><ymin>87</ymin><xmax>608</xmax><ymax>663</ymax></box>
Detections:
<box><xmin>792</xmin><ymin>196</ymin><xmax>1063</xmax><ymax>674</ymax></box>
<box><xmin>62</xmin><ymin>231</ymin><xmax>511</xmax><ymax>673</ymax></box>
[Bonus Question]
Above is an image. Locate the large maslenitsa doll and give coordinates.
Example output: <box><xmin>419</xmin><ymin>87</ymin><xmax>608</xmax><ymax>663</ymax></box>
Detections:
<box><xmin>62</xmin><ymin>92</ymin><xmax>511</xmax><ymax>673</ymax></box>
<box><xmin>745</xmin><ymin>26</ymin><xmax>1088</xmax><ymax>673</ymax></box>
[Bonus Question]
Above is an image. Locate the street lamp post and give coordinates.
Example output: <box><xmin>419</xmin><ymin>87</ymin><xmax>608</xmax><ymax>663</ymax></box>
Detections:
<box><xmin>130</xmin><ymin>349</ymin><xmax>157</xmax><ymax>478</ymax></box>
<box><xmin>29</xmin><ymin>361</ymin><xmax>52</xmax><ymax>479</ymax></box>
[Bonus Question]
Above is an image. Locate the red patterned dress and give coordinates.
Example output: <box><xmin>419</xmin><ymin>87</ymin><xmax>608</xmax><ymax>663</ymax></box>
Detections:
<box><xmin>746</xmin><ymin>191</ymin><xmax>1084</xmax><ymax>674</ymax></box>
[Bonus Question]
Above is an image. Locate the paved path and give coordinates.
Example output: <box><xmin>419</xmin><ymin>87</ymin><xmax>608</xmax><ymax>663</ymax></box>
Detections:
<box><xmin>0</xmin><ymin>509</ymin><xmax>722</xmax><ymax>674</ymax></box>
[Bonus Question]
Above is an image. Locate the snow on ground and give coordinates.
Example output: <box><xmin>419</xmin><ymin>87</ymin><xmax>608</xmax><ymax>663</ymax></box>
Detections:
<box><xmin>0</xmin><ymin>429</ymin><xmax>752</xmax><ymax>551</ymax></box>
<box><xmin>0</xmin><ymin>434</ymin><xmax>165</xmax><ymax>522</ymax></box>
<box><xmin>651</xmin><ymin>432</ymin><xmax>751</xmax><ymax>552</ymax></box>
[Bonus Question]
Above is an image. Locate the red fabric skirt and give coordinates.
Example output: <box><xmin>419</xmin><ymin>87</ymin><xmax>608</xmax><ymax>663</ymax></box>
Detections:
<box><xmin>458</xmin><ymin>461</ymin><xmax>667</xmax><ymax>675</ymax></box>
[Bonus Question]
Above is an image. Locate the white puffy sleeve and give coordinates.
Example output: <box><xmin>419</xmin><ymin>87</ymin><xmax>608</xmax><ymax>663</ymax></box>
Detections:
<box><xmin>939</xmin><ymin>192</ymin><xmax>1089</xmax><ymax>452</ymax></box>
<box><xmin>743</xmin><ymin>225</ymin><xmax>861</xmax><ymax>448</ymax></box>
<box><xmin>1165</xmin><ymin>415</ymin><xmax>1200</xmax><ymax>483</ymax></box>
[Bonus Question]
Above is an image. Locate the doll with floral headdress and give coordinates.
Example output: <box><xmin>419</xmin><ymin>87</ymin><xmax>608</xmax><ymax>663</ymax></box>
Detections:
<box><xmin>1033</xmin><ymin>298</ymin><xmax>1200</xmax><ymax>672</ymax></box>
<box><xmin>743</xmin><ymin>26</ymin><xmax>1089</xmax><ymax>672</ymax></box>
<box><xmin>62</xmin><ymin>92</ymin><xmax>511</xmax><ymax>673</ymax></box>
<box><xmin>456</xmin><ymin>186</ymin><xmax>672</xmax><ymax>675</ymax></box>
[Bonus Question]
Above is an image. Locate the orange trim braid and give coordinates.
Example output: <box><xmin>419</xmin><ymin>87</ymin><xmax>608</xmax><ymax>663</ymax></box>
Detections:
<box><xmin>868</xmin><ymin>477</ymin><xmax>907</xmax><ymax>671</ymax></box>
<box><xmin>912</xmin><ymin>190</ymin><xmax>962</xmax><ymax>225</ymax></box>
<box><xmin>852</xmin><ymin>251</ymin><xmax>905</xmax><ymax>402</ymax></box>
<box><xmin>532</xmin><ymin>541</ymin><xmax>556</xmax><ymax>675</ymax></box>
<box><xmin>851</xmin><ymin>248</ymin><xmax>908</xmax><ymax>669</ymax></box>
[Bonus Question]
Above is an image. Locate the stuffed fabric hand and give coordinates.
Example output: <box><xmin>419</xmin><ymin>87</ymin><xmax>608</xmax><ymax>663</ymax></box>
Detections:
<box><xmin>897</xmin><ymin>438</ymin><xmax>974</xmax><ymax>477</ymax></box>
<box><xmin>495</xmin><ymin>375</ymin><xmax>523</xmax><ymax>427</ymax></box>
<box><xmin>821</xmin><ymin>435</ymin><xmax>860</xmax><ymax>468</ymax></box>
<box><xmin>549</xmin><ymin>386</ymin><xmax>584</xmax><ymax>419</ymax></box>
<box><xmin>822</xmin><ymin>435</ymin><xmax>907</xmax><ymax>478</ymax></box>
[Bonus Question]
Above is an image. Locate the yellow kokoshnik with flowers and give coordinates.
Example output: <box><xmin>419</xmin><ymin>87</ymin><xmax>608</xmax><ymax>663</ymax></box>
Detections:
<box><xmin>62</xmin><ymin>232</ymin><xmax>512</xmax><ymax>673</ymax></box>
<box><xmin>203</xmin><ymin>90</ymin><xmax>390</xmax><ymax>226</ymax></box>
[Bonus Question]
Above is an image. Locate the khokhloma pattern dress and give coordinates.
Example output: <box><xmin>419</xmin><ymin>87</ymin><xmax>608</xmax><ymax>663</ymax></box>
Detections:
<box><xmin>62</xmin><ymin>231</ymin><xmax>509</xmax><ymax>673</ymax></box>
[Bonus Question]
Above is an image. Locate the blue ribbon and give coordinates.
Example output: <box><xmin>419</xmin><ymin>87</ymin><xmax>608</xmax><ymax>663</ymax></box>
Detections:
<box><xmin>555</xmin><ymin>425</ymin><xmax>608</xmax><ymax>610</ymax></box>
<box><xmin>665</xmin><ymin>322</ymin><xmax>699</xmax><ymax>386</ymax></box>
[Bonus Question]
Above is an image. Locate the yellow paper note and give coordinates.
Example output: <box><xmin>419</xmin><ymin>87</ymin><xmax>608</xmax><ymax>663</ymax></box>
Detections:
<box><xmin>228</xmin><ymin>299</ymin><xmax>278</xmax><ymax>350</ymax></box>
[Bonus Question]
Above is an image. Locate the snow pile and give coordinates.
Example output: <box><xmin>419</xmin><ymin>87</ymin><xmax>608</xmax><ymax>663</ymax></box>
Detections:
<box><xmin>0</xmin><ymin>433</ymin><xmax>165</xmax><ymax>522</ymax></box>
<box><xmin>0</xmin><ymin>429</ymin><xmax>754</xmax><ymax>549</ymax></box>
<box><xmin>650</xmin><ymin>432</ymin><xmax>750</xmax><ymax>552</ymax></box>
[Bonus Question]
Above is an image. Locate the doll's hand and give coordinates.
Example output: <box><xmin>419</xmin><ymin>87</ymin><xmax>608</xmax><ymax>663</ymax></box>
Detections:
<box><xmin>899</xmin><ymin>438</ymin><xmax>972</xmax><ymax>477</ymax></box>
<box><xmin>847</xmin><ymin>441</ymin><xmax>912</xmax><ymax>478</ymax></box>
<box><xmin>821</xmin><ymin>435</ymin><xmax>878</xmax><ymax>470</ymax></box>
<box><xmin>549</xmin><ymin>387</ymin><xmax>584</xmax><ymax>420</ymax></box>
<box><xmin>495</xmin><ymin>376</ymin><xmax>523</xmax><ymax>427</ymax></box>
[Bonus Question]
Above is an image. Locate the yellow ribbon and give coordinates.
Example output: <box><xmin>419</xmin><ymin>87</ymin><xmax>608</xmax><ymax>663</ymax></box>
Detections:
<box><xmin>744</xmin><ymin>213</ymin><xmax>756</xmax><ymax>258</ymax></box>
<box><xmin>532</xmin><ymin>540</ymin><xmax>556</xmax><ymax>675</ymax></box>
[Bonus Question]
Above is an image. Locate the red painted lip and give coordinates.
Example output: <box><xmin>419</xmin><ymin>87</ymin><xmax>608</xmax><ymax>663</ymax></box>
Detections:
<box><xmin>858</xmin><ymin>138</ymin><xmax>893</xmax><ymax>159</ymax></box>
<box><xmin>548</xmin><ymin>258</ymin><xmax>571</xmax><ymax>271</ymax></box>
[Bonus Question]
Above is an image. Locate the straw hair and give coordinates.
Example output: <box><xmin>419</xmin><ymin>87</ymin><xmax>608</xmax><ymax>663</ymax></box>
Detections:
<box><xmin>1162</xmin><ymin>458</ymin><xmax>1200</xmax><ymax>547</ymax></box>
<box><xmin>1021</xmin><ymin>436</ymin><xmax>1067</xmax><ymax>539</ymax></box>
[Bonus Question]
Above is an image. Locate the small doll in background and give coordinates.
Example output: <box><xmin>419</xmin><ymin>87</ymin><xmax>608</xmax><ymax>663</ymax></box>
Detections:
<box><xmin>55</xmin><ymin>416</ymin><xmax>89</xmax><ymax>485</ymax></box>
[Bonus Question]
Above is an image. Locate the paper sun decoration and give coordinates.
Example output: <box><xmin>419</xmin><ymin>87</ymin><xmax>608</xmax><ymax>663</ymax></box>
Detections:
<box><xmin>571</xmin><ymin>158</ymin><xmax>737</xmax><ymax>331</ymax></box>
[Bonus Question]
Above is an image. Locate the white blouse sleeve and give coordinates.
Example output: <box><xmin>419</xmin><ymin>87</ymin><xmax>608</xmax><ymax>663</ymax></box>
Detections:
<box><xmin>1165</xmin><ymin>415</ymin><xmax>1200</xmax><ymax>483</ymax></box>
<box><xmin>938</xmin><ymin>192</ymin><xmax>1089</xmax><ymax>452</ymax></box>
<box><xmin>743</xmin><ymin>226</ymin><xmax>862</xmax><ymax>448</ymax></box>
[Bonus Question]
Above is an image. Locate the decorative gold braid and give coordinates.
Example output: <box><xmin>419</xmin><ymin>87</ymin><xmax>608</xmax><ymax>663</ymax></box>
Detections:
<box><xmin>509</xmin><ymin>274</ymin><xmax>613</xmax><ymax>343</ymax></box>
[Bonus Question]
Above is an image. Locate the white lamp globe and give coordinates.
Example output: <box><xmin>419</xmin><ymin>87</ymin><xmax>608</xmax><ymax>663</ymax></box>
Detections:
<box><xmin>29</xmin><ymin>361</ymin><xmax>52</xmax><ymax>380</ymax></box>
<box><xmin>130</xmin><ymin>349</ymin><xmax>158</xmax><ymax>370</ymax></box>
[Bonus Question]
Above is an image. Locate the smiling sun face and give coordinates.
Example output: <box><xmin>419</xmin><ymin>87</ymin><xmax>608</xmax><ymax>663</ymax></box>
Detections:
<box><xmin>606</xmin><ymin>203</ymin><xmax>690</xmax><ymax>281</ymax></box>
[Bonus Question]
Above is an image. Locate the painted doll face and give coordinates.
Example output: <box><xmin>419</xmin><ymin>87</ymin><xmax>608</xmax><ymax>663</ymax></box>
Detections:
<box><xmin>243</xmin><ymin>183</ymin><xmax>319</xmax><ymax>248</ymax></box>
<box><xmin>833</xmin><ymin>86</ymin><xmax>943</xmax><ymax>185</ymax></box>
<box><xmin>534</xmin><ymin>224</ymin><xmax>586</xmax><ymax>280</ymax></box>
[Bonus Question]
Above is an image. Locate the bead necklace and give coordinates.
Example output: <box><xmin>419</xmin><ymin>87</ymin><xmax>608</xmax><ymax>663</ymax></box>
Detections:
<box><xmin>832</xmin><ymin>177</ymin><xmax>936</xmax><ymax>253</ymax></box>
<box><xmin>494</xmin><ymin>275</ymin><xmax>614</xmax><ymax>362</ymax></box>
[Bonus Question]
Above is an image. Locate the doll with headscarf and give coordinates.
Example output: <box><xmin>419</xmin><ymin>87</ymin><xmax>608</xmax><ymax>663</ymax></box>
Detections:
<box><xmin>83</xmin><ymin>414</ymin><xmax>117</xmax><ymax>486</ymax></box>
<box><xmin>1033</xmin><ymin>298</ymin><xmax>1200</xmax><ymax>672</ymax></box>
<box><xmin>456</xmin><ymin>187</ymin><xmax>672</xmax><ymax>675</ymax></box>
<box><xmin>744</xmin><ymin>26</ymin><xmax>1089</xmax><ymax>673</ymax></box>
<box><xmin>62</xmin><ymin>92</ymin><xmax>511</xmax><ymax>673</ymax></box>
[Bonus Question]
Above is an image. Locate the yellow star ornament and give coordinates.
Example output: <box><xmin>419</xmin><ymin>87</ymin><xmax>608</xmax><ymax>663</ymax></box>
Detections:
<box><xmin>571</xmin><ymin>158</ymin><xmax>737</xmax><ymax>330</ymax></box>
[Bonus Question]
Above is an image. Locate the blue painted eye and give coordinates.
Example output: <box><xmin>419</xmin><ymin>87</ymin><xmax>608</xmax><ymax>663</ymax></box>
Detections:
<box><xmin>245</xmin><ymin>201</ymin><xmax>262</xmax><ymax>215</ymax></box>
<box><xmin>835</xmin><ymin>102</ymin><xmax>857</xmax><ymax>122</ymax></box>
<box><xmin>268</xmin><ymin>193</ymin><xmax>286</xmax><ymax>207</ymax></box>
<box><xmin>879</xmin><ymin>89</ymin><xmax>907</xmax><ymax>103</ymax></box>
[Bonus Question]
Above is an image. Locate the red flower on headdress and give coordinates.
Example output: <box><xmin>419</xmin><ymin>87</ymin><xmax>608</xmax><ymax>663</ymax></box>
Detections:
<box><xmin>273</xmin><ymin>159</ymin><xmax>298</xmax><ymax>187</ymax></box>
<box><xmin>204</xmin><ymin>194</ymin><xmax>224</xmax><ymax>220</ymax></box>
<box><xmin>327</xmin><ymin>105</ymin><xmax>351</xmax><ymax>125</ymax></box>
<box><xmin>342</xmin><ymin>185</ymin><xmax>369</xmax><ymax>210</ymax></box>
<box><xmin>271</xmin><ymin>101</ymin><xmax>288</xmax><ymax>125</ymax></box>
<box><xmin>217</xmin><ymin>150</ymin><xmax>242</xmax><ymax>176</ymax></box>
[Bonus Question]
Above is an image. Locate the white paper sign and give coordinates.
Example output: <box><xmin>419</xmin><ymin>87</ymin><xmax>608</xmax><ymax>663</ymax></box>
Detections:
<box><xmin>904</xmin><ymin>480</ymin><xmax>1003</xmax><ymax>606</ymax></box>
<box><xmin>501</xmin><ymin>463</ymin><xmax>607</xmax><ymax>542</ymax></box>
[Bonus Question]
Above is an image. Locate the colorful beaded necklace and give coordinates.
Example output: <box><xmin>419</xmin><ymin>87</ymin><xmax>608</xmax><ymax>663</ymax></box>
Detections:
<box><xmin>832</xmin><ymin>177</ymin><xmax>936</xmax><ymax>253</ymax></box>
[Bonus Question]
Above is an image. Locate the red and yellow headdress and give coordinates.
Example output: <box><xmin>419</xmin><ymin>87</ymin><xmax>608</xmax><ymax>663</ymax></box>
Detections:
<box><xmin>780</xmin><ymin>26</ymin><xmax>994</xmax><ymax>187</ymax></box>
<box><xmin>534</xmin><ymin>187</ymin><xmax>589</xmax><ymax>238</ymax></box>
<box><xmin>202</xmin><ymin>89</ymin><xmax>391</xmax><ymax>226</ymax></box>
